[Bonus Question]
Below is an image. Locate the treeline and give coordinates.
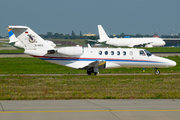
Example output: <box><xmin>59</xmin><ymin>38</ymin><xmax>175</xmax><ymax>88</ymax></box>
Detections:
<box><xmin>39</xmin><ymin>31</ymin><xmax>98</xmax><ymax>40</ymax></box>
<box><xmin>111</xmin><ymin>33</ymin><xmax>180</xmax><ymax>38</ymax></box>
<box><xmin>110</xmin><ymin>33</ymin><xmax>154</xmax><ymax>38</ymax></box>
<box><xmin>39</xmin><ymin>31</ymin><xmax>180</xmax><ymax>40</ymax></box>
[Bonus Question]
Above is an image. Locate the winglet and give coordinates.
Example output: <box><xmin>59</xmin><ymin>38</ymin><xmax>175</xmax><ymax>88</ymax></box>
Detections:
<box><xmin>8</xmin><ymin>28</ymin><xmax>19</xmax><ymax>43</ymax></box>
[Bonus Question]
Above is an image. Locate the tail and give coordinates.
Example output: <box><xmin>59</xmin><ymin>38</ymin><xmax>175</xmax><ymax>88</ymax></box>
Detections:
<box><xmin>8</xmin><ymin>25</ymin><xmax>54</xmax><ymax>56</ymax></box>
<box><xmin>97</xmin><ymin>25</ymin><xmax>109</xmax><ymax>42</ymax></box>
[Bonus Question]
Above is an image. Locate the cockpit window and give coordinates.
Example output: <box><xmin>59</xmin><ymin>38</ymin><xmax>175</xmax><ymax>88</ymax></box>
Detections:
<box><xmin>144</xmin><ymin>50</ymin><xmax>152</xmax><ymax>57</ymax></box>
<box><xmin>139</xmin><ymin>50</ymin><xmax>146</xmax><ymax>56</ymax></box>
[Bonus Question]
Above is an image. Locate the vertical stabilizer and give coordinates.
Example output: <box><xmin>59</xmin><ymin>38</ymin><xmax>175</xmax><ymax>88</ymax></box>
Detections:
<box><xmin>98</xmin><ymin>25</ymin><xmax>109</xmax><ymax>42</ymax></box>
<box><xmin>8</xmin><ymin>26</ymin><xmax>54</xmax><ymax>56</ymax></box>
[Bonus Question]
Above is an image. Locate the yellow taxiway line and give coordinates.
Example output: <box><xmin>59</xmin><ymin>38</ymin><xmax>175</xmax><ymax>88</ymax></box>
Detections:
<box><xmin>0</xmin><ymin>110</ymin><xmax>180</xmax><ymax>113</ymax></box>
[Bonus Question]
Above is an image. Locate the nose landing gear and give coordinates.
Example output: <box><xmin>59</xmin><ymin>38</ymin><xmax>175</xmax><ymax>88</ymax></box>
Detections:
<box><xmin>154</xmin><ymin>68</ymin><xmax>160</xmax><ymax>75</ymax></box>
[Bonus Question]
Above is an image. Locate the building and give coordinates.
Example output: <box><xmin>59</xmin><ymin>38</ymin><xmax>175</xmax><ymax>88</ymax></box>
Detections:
<box><xmin>163</xmin><ymin>38</ymin><xmax>180</xmax><ymax>47</ymax></box>
<box><xmin>83</xmin><ymin>32</ymin><xmax>96</xmax><ymax>37</ymax></box>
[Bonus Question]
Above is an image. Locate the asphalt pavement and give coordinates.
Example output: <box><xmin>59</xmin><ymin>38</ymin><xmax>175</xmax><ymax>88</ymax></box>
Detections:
<box><xmin>0</xmin><ymin>99</ymin><xmax>180</xmax><ymax>120</ymax></box>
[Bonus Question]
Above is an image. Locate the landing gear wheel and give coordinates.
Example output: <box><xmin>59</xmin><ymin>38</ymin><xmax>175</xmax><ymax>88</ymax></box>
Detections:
<box><xmin>87</xmin><ymin>71</ymin><xmax>92</xmax><ymax>75</ymax></box>
<box><xmin>87</xmin><ymin>70</ymin><xmax>98</xmax><ymax>75</ymax></box>
<box><xmin>154</xmin><ymin>69</ymin><xmax>160</xmax><ymax>75</ymax></box>
<box><xmin>94</xmin><ymin>72</ymin><xmax>98</xmax><ymax>75</ymax></box>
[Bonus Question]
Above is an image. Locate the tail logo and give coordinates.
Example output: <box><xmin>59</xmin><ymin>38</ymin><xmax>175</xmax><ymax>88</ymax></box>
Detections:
<box><xmin>28</xmin><ymin>35</ymin><xmax>36</xmax><ymax>43</ymax></box>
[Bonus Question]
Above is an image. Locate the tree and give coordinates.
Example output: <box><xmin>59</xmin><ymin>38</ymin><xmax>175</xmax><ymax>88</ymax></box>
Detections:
<box><xmin>54</xmin><ymin>33</ymin><xmax>59</xmax><ymax>38</ymax></box>
<box><xmin>80</xmin><ymin>31</ymin><xmax>83</xmax><ymax>37</ymax></box>
<box><xmin>120</xmin><ymin>33</ymin><xmax>125</xmax><ymax>38</ymax></box>
<box><xmin>46</xmin><ymin>32</ymin><xmax>53</xmax><ymax>38</ymax></box>
<box><xmin>71</xmin><ymin>30</ymin><xmax>76</xmax><ymax>39</ymax></box>
<box><xmin>64</xmin><ymin>34</ymin><xmax>70</xmax><ymax>39</ymax></box>
<box><xmin>59</xmin><ymin>33</ymin><xmax>64</xmax><ymax>39</ymax></box>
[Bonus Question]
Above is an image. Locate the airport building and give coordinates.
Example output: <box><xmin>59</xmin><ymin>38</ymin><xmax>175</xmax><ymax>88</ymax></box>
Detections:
<box><xmin>83</xmin><ymin>32</ymin><xmax>96</xmax><ymax>37</ymax></box>
<box><xmin>163</xmin><ymin>38</ymin><xmax>180</xmax><ymax>47</ymax></box>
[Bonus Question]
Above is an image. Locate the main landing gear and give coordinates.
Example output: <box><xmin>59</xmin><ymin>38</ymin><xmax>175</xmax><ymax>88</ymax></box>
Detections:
<box><xmin>154</xmin><ymin>68</ymin><xmax>160</xmax><ymax>75</ymax></box>
<box><xmin>87</xmin><ymin>70</ymin><xmax>99</xmax><ymax>75</ymax></box>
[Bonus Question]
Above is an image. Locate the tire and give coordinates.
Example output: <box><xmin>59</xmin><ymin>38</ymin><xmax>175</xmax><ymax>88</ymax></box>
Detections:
<box><xmin>154</xmin><ymin>69</ymin><xmax>160</xmax><ymax>75</ymax></box>
<box><xmin>87</xmin><ymin>71</ymin><xmax>92</xmax><ymax>75</ymax></box>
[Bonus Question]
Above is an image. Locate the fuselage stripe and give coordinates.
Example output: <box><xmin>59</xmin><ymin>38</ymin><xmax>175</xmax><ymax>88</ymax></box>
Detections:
<box><xmin>31</xmin><ymin>55</ymin><xmax>162</xmax><ymax>63</ymax></box>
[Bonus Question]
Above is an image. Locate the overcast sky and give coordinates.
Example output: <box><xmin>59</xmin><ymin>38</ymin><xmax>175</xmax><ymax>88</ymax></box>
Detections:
<box><xmin>1</xmin><ymin>0</ymin><xmax>180</xmax><ymax>36</ymax></box>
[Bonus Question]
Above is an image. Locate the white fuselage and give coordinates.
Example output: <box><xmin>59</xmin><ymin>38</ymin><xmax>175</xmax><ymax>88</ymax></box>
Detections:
<box><xmin>32</xmin><ymin>47</ymin><xmax>176</xmax><ymax>70</ymax></box>
<box><xmin>97</xmin><ymin>25</ymin><xmax>165</xmax><ymax>48</ymax></box>
<box><xmin>100</xmin><ymin>37</ymin><xmax>165</xmax><ymax>47</ymax></box>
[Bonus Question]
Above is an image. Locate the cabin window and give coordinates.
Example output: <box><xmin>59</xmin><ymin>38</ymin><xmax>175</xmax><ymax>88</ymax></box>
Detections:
<box><xmin>144</xmin><ymin>50</ymin><xmax>152</xmax><ymax>57</ymax></box>
<box><xmin>139</xmin><ymin>50</ymin><xmax>145</xmax><ymax>56</ymax></box>
<box><xmin>105</xmin><ymin>51</ymin><xmax>108</xmax><ymax>55</ymax></box>
<box><xmin>123</xmin><ymin>51</ymin><xmax>126</xmax><ymax>56</ymax></box>
<box><xmin>117</xmin><ymin>51</ymin><xmax>120</xmax><ymax>55</ymax></box>
<box><xmin>129</xmin><ymin>51</ymin><xmax>133</xmax><ymax>56</ymax></box>
<box><xmin>111</xmin><ymin>51</ymin><xmax>114</xmax><ymax>55</ymax></box>
<box><xmin>99</xmin><ymin>51</ymin><xmax>102</xmax><ymax>55</ymax></box>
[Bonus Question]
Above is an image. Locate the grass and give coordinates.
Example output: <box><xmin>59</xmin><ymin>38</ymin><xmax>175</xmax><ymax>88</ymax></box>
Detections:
<box><xmin>0</xmin><ymin>49</ymin><xmax>24</xmax><ymax>53</ymax></box>
<box><xmin>145</xmin><ymin>47</ymin><xmax>180</xmax><ymax>52</ymax></box>
<box><xmin>0</xmin><ymin>56</ymin><xmax>180</xmax><ymax>100</ymax></box>
<box><xmin>0</xmin><ymin>40</ymin><xmax>9</xmax><ymax>47</ymax></box>
<box><xmin>0</xmin><ymin>75</ymin><xmax>180</xmax><ymax>100</ymax></box>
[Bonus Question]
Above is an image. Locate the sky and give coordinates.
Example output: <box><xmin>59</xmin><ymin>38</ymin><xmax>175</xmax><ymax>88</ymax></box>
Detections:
<box><xmin>1</xmin><ymin>0</ymin><xmax>180</xmax><ymax>36</ymax></box>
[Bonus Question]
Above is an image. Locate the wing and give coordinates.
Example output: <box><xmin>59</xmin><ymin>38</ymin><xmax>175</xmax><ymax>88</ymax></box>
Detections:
<box><xmin>80</xmin><ymin>60</ymin><xmax>106</xmax><ymax>70</ymax></box>
<box><xmin>128</xmin><ymin>42</ymin><xmax>153</xmax><ymax>47</ymax></box>
<box><xmin>63</xmin><ymin>60</ymin><xmax>106</xmax><ymax>70</ymax></box>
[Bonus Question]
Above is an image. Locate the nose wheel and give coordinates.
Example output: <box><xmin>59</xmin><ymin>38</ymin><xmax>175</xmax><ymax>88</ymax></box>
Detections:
<box><xmin>154</xmin><ymin>69</ymin><xmax>160</xmax><ymax>75</ymax></box>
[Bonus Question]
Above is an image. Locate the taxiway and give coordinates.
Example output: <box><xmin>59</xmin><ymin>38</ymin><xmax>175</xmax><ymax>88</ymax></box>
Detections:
<box><xmin>0</xmin><ymin>99</ymin><xmax>180</xmax><ymax>120</ymax></box>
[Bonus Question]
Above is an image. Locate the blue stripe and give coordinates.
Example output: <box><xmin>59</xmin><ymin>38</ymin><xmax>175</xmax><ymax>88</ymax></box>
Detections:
<box><xmin>8</xmin><ymin>30</ymin><xmax>14</xmax><ymax>37</ymax></box>
<box><xmin>40</xmin><ymin>58</ymin><xmax>161</xmax><ymax>63</ymax></box>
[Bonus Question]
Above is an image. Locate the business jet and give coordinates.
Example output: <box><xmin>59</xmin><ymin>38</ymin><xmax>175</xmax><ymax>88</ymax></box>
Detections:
<box><xmin>97</xmin><ymin>25</ymin><xmax>166</xmax><ymax>48</ymax></box>
<box><xmin>7</xmin><ymin>25</ymin><xmax>176</xmax><ymax>75</ymax></box>
<box><xmin>8</xmin><ymin>28</ymin><xmax>56</xmax><ymax>49</ymax></box>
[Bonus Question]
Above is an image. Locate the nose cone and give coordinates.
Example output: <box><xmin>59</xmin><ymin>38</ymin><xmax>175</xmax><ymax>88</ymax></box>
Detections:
<box><xmin>161</xmin><ymin>40</ymin><xmax>166</xmax><ymax>46</ymax></box>
<box><xmin>167</xmin><ymin>60</ymin><xmax>176</xmax><ymax>67</ymax></box>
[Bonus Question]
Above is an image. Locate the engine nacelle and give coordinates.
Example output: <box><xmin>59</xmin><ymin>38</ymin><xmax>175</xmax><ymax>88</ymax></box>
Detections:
<box><xmin>145</xmin><ymin>44</ymin><xmax>153</xmax><ymax>48</ymax></box>
<box><xmin>57</xmin><ymin>46</ymin><xmax>83</xmax><ymax>56</ymax></box>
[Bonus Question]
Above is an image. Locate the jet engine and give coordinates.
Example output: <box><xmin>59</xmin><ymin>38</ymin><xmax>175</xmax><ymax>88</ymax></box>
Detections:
<box><xmin>57</xmin><ymin>46</ymin><xmax>84</xmax><ymax>56</ymax></box>
<box><xmin>145</xmin><ymin>44</ymin><xmax>153</xmax><ymax>48</ymax></box>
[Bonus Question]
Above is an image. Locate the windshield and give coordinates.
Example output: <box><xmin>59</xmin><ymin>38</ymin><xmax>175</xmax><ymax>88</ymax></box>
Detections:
<box><xmin>144</xmin><ymin>50</ymin><xmax>152</xmax><ymax>57</ymax></box>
